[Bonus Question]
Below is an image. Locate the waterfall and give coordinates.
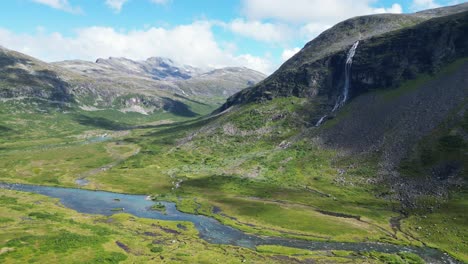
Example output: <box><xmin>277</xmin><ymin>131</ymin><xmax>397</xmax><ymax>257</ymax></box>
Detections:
<box><xmin>315</xmin><ymin>115</ymin><xmax>327</xmax><ymax>127</ymax></box>
<box><xmin>332</xmin><ymin>40</ymin><xmax>359</xmax><ymax>112</ymax></box>
<box><xmin>316</xmin><ymin>41</ymin><xmax>359</xmax><ymax>127</ymax></box>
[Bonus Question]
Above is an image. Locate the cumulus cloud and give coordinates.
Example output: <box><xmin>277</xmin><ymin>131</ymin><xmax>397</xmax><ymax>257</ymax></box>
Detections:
<box><xmin>150</xmin><ymin>0</ymin><xmax>171</xmax><ymax>4</ymax></box>
<box><xmin>235</xmin><ymin>0</ymin><xmax>403</xmax><ymax>44</ymax></box>
<box><xmin>0</xmin><ymin>22</ymin><xmax>274</xmax><ymax>74</ymax></box>
<box><xmin>105</xmin><ymin>0</ymin><xmax>128</xmax><ymax>12</ymax></box>
<box><xmin>227</xmin><ymin>19</ymin><xmax>292</xmax><ymax>43</ymax></box>
<box><xmin>31</xmin><ymin>0</ymin><xmax>81</xmax><ymax>13</ymax></box>
<box><xmin>281</xmin><ymin>47</ymin><xmax>300</xmax><ymax>62</ymax></box>
<box><xmin>373</xmin><ymin>3</ymin><xmax>403</xmax><ymax>13</ymax></box>
<box><xmin>241</xmin><ymin>0</ymin><xmax>402</xmax><ymax>23</ymax></box>
<box><xmin>300</xmin><ymin>23</ymin><xmax>332</xmax><ymax>40</ymax></box>
<box><xmin>411</xmin><ymin>0</ymin><xmax>441</xmax><ymax>11</ymax></box>
<box><xmin>105</xmin><ymin>0</ymin><xmax>171</xmax><ymax>12</ymax></box>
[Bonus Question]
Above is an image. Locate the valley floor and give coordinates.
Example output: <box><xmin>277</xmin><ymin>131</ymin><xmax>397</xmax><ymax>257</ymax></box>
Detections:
<box><xmin>0</xmin><ymin>66</ymin><xmax>467</xmax><ymax>263</ymax></box>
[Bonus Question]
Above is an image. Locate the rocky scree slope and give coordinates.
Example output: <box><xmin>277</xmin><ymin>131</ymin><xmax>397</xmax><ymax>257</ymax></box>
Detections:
<box><xmin>218</xmin><ymin>2</ymin><xmax>468</xmax><ymax>111</ymax></box>
<box><xmin>213</xmin><ymin>5</ymin><xmax>468</xmax><ymax>208</ymax></box>
<box><xmin>319</xmin><ymin>10</ymin><xmax>468</xmax><ymax>153</ymax></box>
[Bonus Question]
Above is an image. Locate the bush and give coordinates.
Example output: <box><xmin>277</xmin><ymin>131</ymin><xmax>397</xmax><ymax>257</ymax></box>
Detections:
<box><xmin>150</xmin><ymin>246</ymin><xmax>163</xmax><ymax>253</ymax></box>
<box><xmin>438</xmin><ymin>135</ymin><xmax>465</xmax><ymax>150</ymax></box>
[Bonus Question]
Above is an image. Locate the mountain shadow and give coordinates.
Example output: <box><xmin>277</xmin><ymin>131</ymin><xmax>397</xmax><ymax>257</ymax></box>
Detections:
<box><xmin>72</xmin><ymin>114</ymin><xmax>129</xmax><ymax>130</ymax></box>
<box><xmin>162</xmin><ymin>97</ymin><xmax>198</xmax><ymax>117</ymax></box>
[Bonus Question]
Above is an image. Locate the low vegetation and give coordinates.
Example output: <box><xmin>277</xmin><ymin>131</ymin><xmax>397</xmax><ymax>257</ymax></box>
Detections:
<box><xmin>1</xmin><ymin>25</ymin><xmax>467</xmax><ymax>263</ymax></box>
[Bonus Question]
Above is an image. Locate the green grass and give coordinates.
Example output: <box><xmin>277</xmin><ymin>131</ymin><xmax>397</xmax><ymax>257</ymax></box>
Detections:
<box><xmin>399</xmin><ymin>103</ymin><xmax>467</xmax><ymax>180</ymax></box>
<box><xmin>0</xmin><ymin>97</ymin><xmax>402</xmax><ymax>245</ymax></box>
<box><xmin>401</xmin><ymin>191</ymin><xmax>468</xmax><ymax>262</ymax></box>
<box><xmin>379</xmin><ymin>57</ymin><xmax>468</xmax><ymax>101</ymax></box>
<box><xmin>1</xmin><ymin>61</ymin><xmax>467</xmax><ymax>262</ymax></box>
<box><xmin>360</xmin><ymin>251</ymin><xmax>425</xmax><ymax>264</ymax></box>
<box><xmin>150</xmin><ymin>203</ymin><xmax>166</xmax><ymax>213</ymax></box>
<box><xmin>0</xmin><ymin>189</ymin><xmax>396</xmax><ymax>264</ymax></box>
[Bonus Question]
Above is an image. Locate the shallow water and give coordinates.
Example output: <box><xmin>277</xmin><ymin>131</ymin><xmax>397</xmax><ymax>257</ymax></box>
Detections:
<box><xmin>85</xmin><ymin>135</ymin><xmax>112</xmax><ymax>144</ymax></box>
<box><xmin>0</xmin><ymin>183</ymin><xmax>459</xmax><ymax>264</ymax></box>
<box><xmin>74</xmin><ymin>178</ymin><xmax>89</xmax><ymax>186</ymax></box>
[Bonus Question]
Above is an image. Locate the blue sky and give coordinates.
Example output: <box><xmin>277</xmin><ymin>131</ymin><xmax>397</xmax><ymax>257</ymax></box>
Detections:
<box><xmin>0</xmin><ymin>0</ymin><xmax>465</xmax><ymax>73</ymax></box>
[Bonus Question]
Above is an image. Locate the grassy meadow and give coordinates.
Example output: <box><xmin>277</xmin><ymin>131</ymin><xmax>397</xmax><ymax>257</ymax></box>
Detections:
<box><xmin>0</xmin><ymin>67</ymin><xmax>467</xmax><ymax>263</ymax></box>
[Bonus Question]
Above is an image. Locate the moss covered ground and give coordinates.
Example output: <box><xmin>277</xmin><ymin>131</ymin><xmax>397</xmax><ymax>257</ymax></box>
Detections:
<box><xmin>0</xmin><ymin>64</ymin><xmax>467</xmax><ymax>263</ymax></box>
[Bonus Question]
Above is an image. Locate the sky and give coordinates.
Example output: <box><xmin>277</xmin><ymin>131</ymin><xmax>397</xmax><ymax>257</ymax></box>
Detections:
<box><xmin>0</xmin><ymin>0</ymin><xmax>465</xmax><ymax>74</ymax></box>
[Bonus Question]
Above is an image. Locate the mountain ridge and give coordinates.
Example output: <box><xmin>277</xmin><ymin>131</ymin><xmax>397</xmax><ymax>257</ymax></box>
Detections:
<box><xmin>199</xmin><ymin>4</ymin><xmax>468</xmax><ymax>215</ymax></box>
<box><xmin>0</xmin><ymin>46</ymin><xmax>265</xmax><ymax>116</ymax></box>
<box><xmin>218</xmin><ymin>2</ymin><xmax>468</xmax><ymax>112</ymax></box>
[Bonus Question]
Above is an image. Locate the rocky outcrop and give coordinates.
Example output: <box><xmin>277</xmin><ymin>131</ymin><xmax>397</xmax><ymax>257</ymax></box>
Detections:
<box><xmin>0</xmin><ymin>48</ymin><xmax>74</xmax><ymax>103</ymax></box>
<box><xmin>218</xmin><ymin>3</ymin><xmax>468</xmax><ymax>113</ymax></box>
<box><xmin>56</xmin><ymin>57</ymin><xmax>265</xmax><ymax>98</ymax></box>
<box><xmin>212</xmin><ymin>5</ymin><xmax>468</xmax><ymax>209</ymax></box>
<box><xmin>0</xmin><ymin>47</ymin><xmax>265</xmax><ymax>113</ymax></box>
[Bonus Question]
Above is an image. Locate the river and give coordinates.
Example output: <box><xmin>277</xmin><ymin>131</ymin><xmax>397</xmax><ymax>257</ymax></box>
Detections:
<box><xmin>0</xmin><ymin>183</ymin><xmax>459</xmax><ymax>264</ymax></box>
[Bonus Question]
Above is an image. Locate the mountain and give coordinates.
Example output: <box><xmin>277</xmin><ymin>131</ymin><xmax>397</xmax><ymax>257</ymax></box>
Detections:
<box><xmin>56</xmin><ymin>57</ymin><xmax>265</xmax><ymax>98</ymax></box>
<box><xmin>165</xmin><ymin>5</ymin><xmax>466</xmax><ymax>260</ymax></box>
<box><xmin>215</xmin><ymin>5</ymin><xmax>468</xmax><ymax>179</ymax></box>
<box><xmin>57</xmin><ymin>56</ymin><xmax>204</xmax><ymax>81</ymax></box>
<box><xmin>212</xmin><ymin>5</ymin><xmax>468</xmax><ymax>202</ymax></box>
<box><xmin>0</xmin><ymin>46</ymin><xmax>76</xmax><ymax>103</ymax></box>
<box><xmin>0</xmin><ymin>47</ymin><xmax>265</xmax><ymax>116</ymax></box>
<box><xmin>219</xmin><ymin>2</ymin><xmax>468</xmax><ymax>111</ymax></box>
<box><xmin>1</xmin><ymin>3</ymin><xmax>468</xmax><ymax>263</ymax></box>
<box><xmin>175</xmin><ymin>67</ymin><xmax>266</xmax><ymax>97</ymax></box>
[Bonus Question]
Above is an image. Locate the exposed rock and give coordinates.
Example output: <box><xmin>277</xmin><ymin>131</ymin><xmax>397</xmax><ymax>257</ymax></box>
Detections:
<box><xmin>0</xmin><ymin>47</ymin><xmax>265</xmax><ymax>113</ymax></box>
<box><xmin>217</xmin><ymin>3</ymin><xmax>468</xmax><ymax>113</ymax></box>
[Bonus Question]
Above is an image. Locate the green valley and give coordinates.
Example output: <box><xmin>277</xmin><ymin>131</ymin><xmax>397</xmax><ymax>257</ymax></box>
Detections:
<box><xmin>1</xmin><ymin>2</ymin><xmax>468</xmax><ymax>264</ymax></box>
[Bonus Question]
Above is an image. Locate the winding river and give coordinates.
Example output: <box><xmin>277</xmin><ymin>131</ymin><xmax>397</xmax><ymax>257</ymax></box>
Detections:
<box><xmin>0</xmin><ymin>183</ymin><xmax>459</xmax><ymax>264</ymax></box>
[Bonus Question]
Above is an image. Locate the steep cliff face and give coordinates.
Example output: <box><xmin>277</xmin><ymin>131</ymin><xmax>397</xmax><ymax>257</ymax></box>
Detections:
<box><xmin>317</xmin><ymin>10</ymin><xmax>468</xmax><ymax>119</ymax></box>
<box><xmin>351</xmin><ymin>11</ymin><xmax>468</xmax><ymax>96</ymax></box>
<box><xmin>211</xmin><ymin>6</ymin><xmax>468</xmax><ymax>209</ymax></box>
<box><xmin>218</xmin><ymin>3</ymin><xmax>468</xmax><ymax>112</ymax></box>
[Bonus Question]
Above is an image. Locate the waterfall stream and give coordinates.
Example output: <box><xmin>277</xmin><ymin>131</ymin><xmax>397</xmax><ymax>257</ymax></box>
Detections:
<box><xmin>316</xmin><ymin>41</ymin><xmax>359</xmax><ymax>127</ymax></box>
<box><xmin>333</xmin><ymin>40</ymin><xmax>359</xmax><ymax>111</ymax></box>
<box><xmin>315</xmin><ymin>115</ymin><xmax>327</xmax><ymax>127</ymax></box>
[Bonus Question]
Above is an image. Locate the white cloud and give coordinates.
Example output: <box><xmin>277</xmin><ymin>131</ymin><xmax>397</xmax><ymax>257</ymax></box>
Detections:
<box><xmin>411</xmin><ymin>0</ymin><xmax>441</xmax><ymax>11</ymax></box>
<box><xmin>373</xmin><ymin>3</ymin><xmax>403</xmax><ymax>13</ymax></box>
<box><xmin>237</xmin><ymin>0</ymin><xmax>403</xmax><ymax>43</ymax></box>
<box><xmin>234</xmin><ymin>54</ymin><xmax>273</xmax><ymax>74</ymax></box>
<box><xmin>105</xmin><ymin>0</ymin><xmax>128</xmax><ymax>12</ymax></box>
<box><xmin>150</xmin><ymin>0</ymin><xmax>171</xmax><ymax>4</ymax></box>
<box><xmin>31</xmin><ymin>0</ymin><xmax>81</xmax><ymax>13</ymax></box>
<box><xmin>241</xmin><ymin>0</ymin><xmax>402</xmax><ymax>23</ymax></box>
<box><xmin>105</xmin><ymin>0</ymin><xmax>171</xmax><ymax>12</ymax></box>
<box><xmin>281</xmin><ymin>47</ymin><xmax>300</xmax><ymax>62</ymax></box>
<box><xmin>0</xmin><ymin>22</ymin><xmax>275</xmax><ymax>74</ymax></box>
<box><xmin>227</xmin><ymin>19</ymin><xmax>292</xmax><ymax>43</ymax></box>
<box><xmin>300</xmin><ymin>23</ymin><xmax>332</xmax><ymax>40</ymax></box>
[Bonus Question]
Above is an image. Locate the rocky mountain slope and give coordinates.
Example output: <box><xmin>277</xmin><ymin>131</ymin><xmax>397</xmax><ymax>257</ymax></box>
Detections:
<box><xmin>1</xmin><ymin>3</ymin><xmax>467</xmax><ymax>262</ymax></box>
<box><xmin>219</xmin><ymin>2</ymin><xmax>468</xmax><ymax>110</ymax></box>
<box><xmin>213</xmin><ymin>4</ymin><xmax>468</xmax><ymax>205</ymax></box>
<box><xmin>55</xmin><ymin>56</ymin><xmax>265</xmax><ymax>98</ymax></box>
<box><xmin>0</xmin><ymin>46</ymin><xmax>265</xmax><ymax>116</ymax></box>
<box><xmin>159</xmin><ymin>5</ymin><xmax>467</xmax><ymax>259</ymax></box>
